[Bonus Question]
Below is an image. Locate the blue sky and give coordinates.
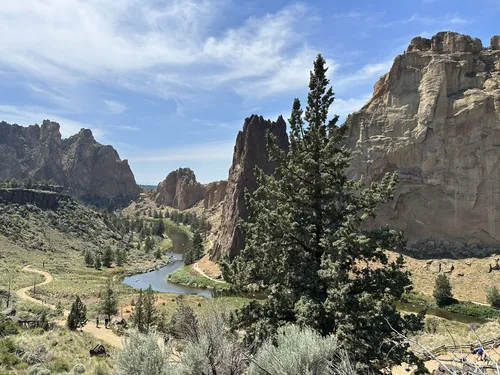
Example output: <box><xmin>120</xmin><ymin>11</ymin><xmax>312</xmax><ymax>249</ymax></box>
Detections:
<box><xmin>0</xmin><ymin>0</ymin><xmax>499</xmax><ymax>184</ymax></box>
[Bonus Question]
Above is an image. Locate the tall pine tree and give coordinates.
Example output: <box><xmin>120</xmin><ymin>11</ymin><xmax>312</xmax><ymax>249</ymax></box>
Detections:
<box><xmin>222</xmin><ymin>54</ymin><xmax>424</xmax><ymax>374</ymax></box>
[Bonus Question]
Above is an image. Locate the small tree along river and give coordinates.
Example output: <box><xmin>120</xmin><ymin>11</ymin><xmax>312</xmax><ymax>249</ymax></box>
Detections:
<box><xmin>122</xmin><ymin>225</ymin><xmax>212</xmax><ymax>298</ymax></box>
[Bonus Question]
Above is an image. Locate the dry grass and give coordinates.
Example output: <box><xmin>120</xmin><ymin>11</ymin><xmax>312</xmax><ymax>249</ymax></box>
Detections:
<box><xmin>387</xmin><ymin>251</ymin><xmax>500</xmax><ymax>304</ymax></box>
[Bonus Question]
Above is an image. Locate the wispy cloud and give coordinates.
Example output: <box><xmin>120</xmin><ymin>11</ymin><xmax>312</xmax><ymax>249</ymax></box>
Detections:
<box><xmin>335</xmin><ymin>60</ymin><xmax>393</xmax><ymax>90</ymax></box>
<box><xmin>331</xmin><ymin>95</ymin><xmax>371</xmax><ymax>118</ymax></box>
<box><xmin>379</xmin><ymin>13</ymin><xmax>469</xmax><ymax>28</ymax></box>
<box><xmin>104</xmin><ymin>100</ymin><xmax>127</xmax><ymax>114</ymax></box>
<box><xmin>0</xmin><ymin>1</ymin><xmax>320</xmax><ymax>101</ymax></box>
<box><xmin>131</xmin><ymin>140</ymin><xmax>235</xmax><ymax>163</ymax></box>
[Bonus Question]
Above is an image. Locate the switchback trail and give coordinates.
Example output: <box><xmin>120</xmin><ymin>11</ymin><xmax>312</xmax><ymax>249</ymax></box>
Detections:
<box><xmin>18</xmin><ymin>265</ymin><xmax>123</xmax><ymax>348</ymax></box>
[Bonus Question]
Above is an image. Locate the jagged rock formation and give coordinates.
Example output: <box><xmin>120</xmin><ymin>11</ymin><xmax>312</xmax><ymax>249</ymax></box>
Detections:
<box><xmin>204</xmin><ymin>180</ymin><xmax>228</xmax><ymax>209</ymax></box>
<box><xmin>345</xmin><ymin>31</ymin><xmax>500</xmax><ymax>257</ymax></box>
<box><xmin>155</xmin><ymin>168</ymin><xmax>205</xmax><ymax>210</ymax></box>
<box><xmin>211</xmin><ymin>115</ymin><xmax>289</xmax><ymax>260</ymax></box>
<box><xmin>0</xmin><ymin>120</ymin><xmax>140</xmax><ymax>206</ymax></box>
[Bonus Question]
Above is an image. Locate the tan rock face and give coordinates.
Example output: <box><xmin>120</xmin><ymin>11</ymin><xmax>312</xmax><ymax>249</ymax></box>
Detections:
<box><xmin>210</xmin><ymin>115</ymin><xmax>289</xmax><ymax>260</ymax></box>
<box><xmin>345</xmin><ymin>31</ymin><xmax>500</xmax><ymax>257</ymax></box>
<box><xmin>203</xmin><ymin>180</ymin><xmax>228</xmax><ymax>209</ymax></box>
<box><xmin>0</xmin><ymin>120</ymin><xmax>140</xmax><ymax>206</ymax></box>
<box><xmin>154</xmin><ymin>168</ymin><xmax>205</xmax><ymax>210</ymax></box>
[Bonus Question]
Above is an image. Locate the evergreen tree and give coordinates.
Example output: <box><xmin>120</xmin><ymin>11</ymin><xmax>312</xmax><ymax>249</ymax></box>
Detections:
<box><xmin>192</xmin><ymin>230</ymin><xmax>204</xmax><ymax>260</ymax></box>
<box><xmin>433</xmin><ymin>274</ymin><xmax>453</xmax><ymax>306</ymax></box>
<box><xmin>144</xmin><ymin>237</ymin><xmax>155</xmax><ymax>253</ymax></box>
<box><xmin>100</xmin><ymin>278</ymin><xmax>119</xmax><ymax>321</ymax></box>
<box><xmin>102</xmin><ymin>246</ymin><xmax>114</xmax><ymax>268</ymax></box>
<box><xmin>154</xmin><ymin>247</ymin><xmax>162</xmax><ymax>260</ymax></box>
<box><xmin>94</xmin><ymin>254</ymin><xmax>102</xmax><ymax>270</ymax></box>
<box><xmin>67</xmin><ymin>296</ymin><xmax>87</xmax><ymax>330</ymax></box>
<box><xmin>153</xmin><ymin>220</ymin><xmax>165</xmax><ymax>237</ymax></box>
<box><xmin>132</xmin><ymin>286</ymin><xmax>157</xmax><ymax>333</ymax></box>
<box><xmin>487</xmin><ymin>286</ymin><xmax>500</xmax><ymax>308</ymax></box>
<box><xmin>116</xmin><ymin>249</ymin><xmax>127</xmax><ymax>267</ymax></box>
<box><xmin>222</xmin><ymin>55</ymin><xmax>424</xmax><ymax>373</ymax></box>
<box><xmin>84</xmin><ymin>250</ymin><xmax>94</xmax><ymax>267</ymax></box>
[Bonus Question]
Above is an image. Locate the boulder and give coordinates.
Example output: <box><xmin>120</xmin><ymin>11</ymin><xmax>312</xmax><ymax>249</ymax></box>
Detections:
<box><xmin>491</xmin><ymin>35</ymin><xmax>500</xmax><ymax>50</ymax></box>
<box><xmin>89</xmin><ymin>344</ymin><xmax>107</xmax><ymax>357</ymax></box>
<box><xmin>210</xmin><ymin>115</ymin><xmax>289</xmax><ymax>260</ymax></box>
<box><xmin>345</xmin><ymin>31</ymin><xmax>500</xmax><ymax>255</ymax></box>
<box><xmin>1</xmin><ymin>307</ymin><xmax>16</xmax><ymax>316</ymax></box>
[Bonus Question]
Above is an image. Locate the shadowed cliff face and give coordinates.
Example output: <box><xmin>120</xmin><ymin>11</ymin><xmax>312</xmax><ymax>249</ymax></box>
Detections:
<box><xmin>211</xmin><ymin>114</ymin><xmax>289</xmax><ymax>260</ymax></box>
<box><xmin>154</xmin><ymin>168</ymin><xmax>205</xmax><ymax>210</ymax></box>
<box><xmin>0</xmin><ymin>120</ymin><xmax>140</xmax><ymax>207</ymax></box>
<box><xmin>345</xmin><ymin>31</ymin><xmax>500</xmax><ymax>257</ymax></box>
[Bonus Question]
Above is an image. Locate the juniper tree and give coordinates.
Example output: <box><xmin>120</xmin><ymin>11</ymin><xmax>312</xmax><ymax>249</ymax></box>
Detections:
<box><xmin>100</xmin><ymin>278</ymin><xmax>119</xmax><ymax>321</ymax></box>
<box><xmin>67</xmin><ymin>296</ymin><xmax>87</xmax><ymax>330</ymax></box>
<box><xmin>183</xmin><ymin>231</ymin><xmax>204</xmax><ymax>265</ymax></box>
<box><xmin>222</xmin><ymin>54</ymin><xmax>424</xmax><ymax>374</ymax></box>
<box><xmin>433</xmin><ymin>274</ymin><xmax>453</xmax><ymax>306</ymax></box>
<box><xmin>132</xmin><ymin>286</ymin><xmax>157</xmax><ymax>333</ymax></box>
<box><xmin>94</xmin><ymin>254</ymin><xmax>102</xmax><ymax>270</ymax></box>
<box><xmin>116</xmin><ymin>249</ymin><xmax>127</xmax><ymax>267</ymax></box>
<box><xmin>102</xmin><ymin>246</ymin><xmax>114</xmax><ymax>268</ymax></box>
<box><xmin>84</xmin><ymin>250</ymin><xmax>94</xmax><ymax>267</ymax></box>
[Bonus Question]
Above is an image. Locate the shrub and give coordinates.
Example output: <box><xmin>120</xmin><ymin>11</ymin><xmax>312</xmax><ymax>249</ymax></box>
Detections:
<box><xmin>249</xmin><ymin>325</ymin><xmax>339</xmax><ymax>375</ymax></box>
<box><xmin>433</xmin><ymin>274</ymin><xmax>453</xmax><ymax>306</ymax></box>
<box><xmin>486</xmin><ymin>286</ymin><xmax>500</xmax><ymax>308</ymax></box>
<box><xmin>93</xmin><ymin>362</ymin><xmax>110</xmax><ymax>375</ymax></box>
<box><xmin>115</xmin><ymin>331</ymin><xmax>176</xmax><ymax>375</ymax></box>
<box><xmin>0</xmin><ymin>337</ymin><xmax>21</xmax><ymax>366</ymax></box>
<box><xmin>424</xmin><ymin>317</ymin><xmax>440</xmax><ymax>334</ymax></box>
<box><xmin>28</xmin><ymin>364</ymin><xmax>51</xmax><ymax>375</ymax></box>
<box><xmin>72</xmin><ymin>364</ymin><xmax>86</xmax><ymax>374</ymax></box>
<box><xmin>23</xmin><ymin>344</ymin><xmax>51</xmax><ymax>365</ymax></box>
<box><xmin>0</xmin><ymin>314</ymin><xmax>19</xmax><ymax>336</ymax></box>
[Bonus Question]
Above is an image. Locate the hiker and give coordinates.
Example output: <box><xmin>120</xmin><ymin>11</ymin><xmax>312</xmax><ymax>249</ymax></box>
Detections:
<box><xmin>104</xmin><ymin>318</ymin><xmax>109</xmax><ymax>329</ymax></box>
<box><xmin>96</xmin><ymin>316</ymin><xmax>99</xmax><ymax>328</ymax></box>
<box><xmin>477</xmin><ymin>347</ymin><xmax>484</xmax><ymax>361</ymax></box>
<box><xmin>163</xmin><ymin>333</ymin><xmax>169</xmax><ymax>345</ymax></box>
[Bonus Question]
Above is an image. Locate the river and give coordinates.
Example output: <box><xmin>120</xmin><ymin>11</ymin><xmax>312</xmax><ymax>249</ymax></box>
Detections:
<box><xmin>123</xmin><ymin>224</ymin><xmax>489</xmax><ymax>323</ymax></box>
<box><xmin>122</xmin><ymin>225</ymin><xmax>213</xmax><ymax>298</ymax></box>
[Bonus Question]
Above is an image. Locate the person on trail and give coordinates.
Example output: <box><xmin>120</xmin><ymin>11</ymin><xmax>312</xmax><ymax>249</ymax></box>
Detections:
<box><xmin>104</xmin><ymin>318</ymin><xmax>109</xmax><ymax>329</ymax></box>
<box><xmin>96</xmin><ymin>316</ymin><xmax>99</xmax><ymax>328</ymax></box>
<box><xmin>477</xmin><ymin>347</ymin><xmax>484</xmax><ymax>361</ymax></box>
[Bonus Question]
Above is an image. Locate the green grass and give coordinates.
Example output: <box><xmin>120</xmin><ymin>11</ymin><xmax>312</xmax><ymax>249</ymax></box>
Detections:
<box><xmin>403</xmin><ymin>291</ymin><xmax>500</xmax><ymax>319</ymax></box>
<box><xmin>168</xmin><ymin>265</ymin><xmax>231</xmax><ymax>289</ymax></box>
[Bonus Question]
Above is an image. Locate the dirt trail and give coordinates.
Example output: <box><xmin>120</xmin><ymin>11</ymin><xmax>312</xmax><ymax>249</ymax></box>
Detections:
<box><xmin>193</xmin><ymin>262</ymin><xmax>226</xmax><ymax>284</ymax></box>
<box><xmin>18</xmin><ymin>265</ymin><xmax>123</xmax><ymax>348</ymax></box>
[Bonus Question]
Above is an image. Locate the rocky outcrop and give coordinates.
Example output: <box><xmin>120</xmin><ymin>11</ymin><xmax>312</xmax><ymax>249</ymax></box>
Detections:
<box><xmin>203</xmin><ymin>180</ymin><xmax>228</xmax><ymax>209</ymax></box>
<box><xmin>155</xmin><ymin>168</ymin><xmax>205</xmax><ymax>210</ymax></box>
<box><xmin>0</xmin><ymin>120</ymin><xmax>140</xmax><ymax>207</ymax></box>
<box><xmin>0</xmin><ymin>188</ymin><xmax>69</xmax><ymax>210</ymax></box>
<box><xmin>345</xmin><ymin>31</ymin><xmax>500</xmax><ymax>257</ymax></box>
<box><xmin>211</xmin><ymin>115</ymin><xmax>289</xmax><ymax>260</ymax></box>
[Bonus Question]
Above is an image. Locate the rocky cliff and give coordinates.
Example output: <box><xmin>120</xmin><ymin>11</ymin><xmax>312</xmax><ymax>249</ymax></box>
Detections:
<box><xmin>345</xmin><ymin>31</ymin><xmax>500</xmax><ymax>257</ymax></box>
<box><xmin>154</xmin><ymin>168</ymin><xmax>205</xmax><ymax>210</ymax></box>
<box><xmin>211</xmin><ymin>115</ymin><xmax>289</xmax><ymax>260</ymax></box>
<box><xmin>204</xmin><ymin>180</ymin><xmax>228</xmax><ymax>209</ymax></box>
<box><xmin>0</xmin><ymin>120</ymin><xmax>141</xmax><ymax>206</ymax></box>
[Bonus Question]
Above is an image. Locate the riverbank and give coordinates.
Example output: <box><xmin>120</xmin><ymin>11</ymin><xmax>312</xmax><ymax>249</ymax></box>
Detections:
<box><xmin>403</xmin><ymin>292</ymin><xmax>500</xmax><ymax>321</ymax></box>
<box><xmin>167</xmin><ymin>264</ymin><xmax>231</xmax><ymax>290</ymax></box>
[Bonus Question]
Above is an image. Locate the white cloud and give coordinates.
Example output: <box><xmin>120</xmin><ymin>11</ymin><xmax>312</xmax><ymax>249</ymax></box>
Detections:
<box><xmin>335</xmin><ymin>60</ymin><xmax>393</xmax><ymax>89</ymax></box>
<box><xmin>131</xmin><ymin>141</ymin><xmax>235</xmax><ymax>163</ymax></box>
<box><xmin>0</xmin><ymin>0</ymin><xmax>319</xmax><ymax>101</ymax></box>
<box><xmin>0</xmin><ymin>105</ymin><xmax>104</xmax><ymax>140</ymax></box>
<box><xmin>380</xmin><ymin>13</ymin><xmax>469</xmax><ymax>28</ymax></box>
<box><xmin>331</xmin><ymin>95</ymin><xmax>371</xmax><ymax>118</ymax></box>
<box><xmin>104</xmin><ymin>100</ymin><xmax>126</xmax><ymax>114</ymax></box>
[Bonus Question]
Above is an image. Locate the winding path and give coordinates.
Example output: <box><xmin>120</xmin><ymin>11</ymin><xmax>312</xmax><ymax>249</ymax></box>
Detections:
<box><xmin>193</xmin><ymin>262</ymin><xmax>226</xmax><ymax>284</ymax></box>
<box><xmin>18</xmin><ymin>266</ymin><xmax>122</xmax><ymax>348</ymax></box>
